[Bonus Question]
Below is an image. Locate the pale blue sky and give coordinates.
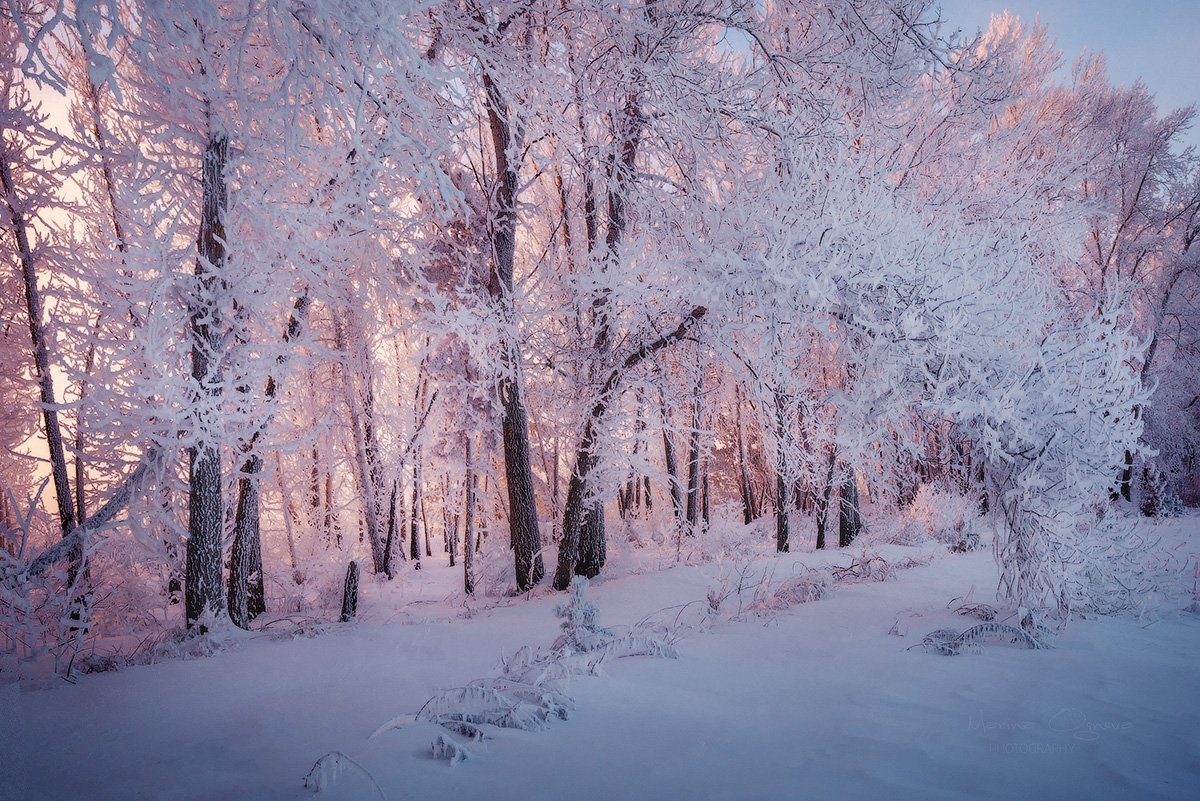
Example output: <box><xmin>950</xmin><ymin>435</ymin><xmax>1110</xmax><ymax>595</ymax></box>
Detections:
<box><xmin>937</xmin><ymin>0</ymin><xmax>1200</xmax><ymax>149</ymax></box>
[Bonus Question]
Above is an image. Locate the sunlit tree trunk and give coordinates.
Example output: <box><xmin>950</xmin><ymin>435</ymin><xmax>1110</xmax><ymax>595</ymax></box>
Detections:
<box><xmin>185</xmin><ymin>128</ymin><xmax>228</xmax><ymax>629</ymax></box>
<box><xmin>2</xmin><ymin>139</ymin><xmax>79</xmax><ymax>570</ymax></box>
<box><xmin>481</xmin><ymin>66</ymin><xmax>544</xmax><ymax>591</ymax></box>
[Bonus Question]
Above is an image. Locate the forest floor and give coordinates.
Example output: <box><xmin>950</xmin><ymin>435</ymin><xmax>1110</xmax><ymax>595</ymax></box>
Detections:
<box><xmin>3</xmin><ymin>512</ymin><xmax>1199</xmax><ymax>801</ymax></box>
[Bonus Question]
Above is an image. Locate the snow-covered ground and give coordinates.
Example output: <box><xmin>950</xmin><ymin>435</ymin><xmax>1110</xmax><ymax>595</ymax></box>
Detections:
<box><xmin>4</xmin><ymin>515</ymin><xmax>1199</xmax><ymax>801</ymax></box>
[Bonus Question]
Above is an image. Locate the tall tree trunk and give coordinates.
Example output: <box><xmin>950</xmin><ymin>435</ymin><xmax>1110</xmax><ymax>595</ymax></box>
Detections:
<box><xmin>422</xmin><ymin>486</ymin><xmax>433</xmax><ymax>558</ymax></box>
<box><xmin>185</xmin><ymin>130</ymin><xmax>228</xmax><ymax>629</ymax></box>
<box><xmin>227</xmin><ymin>295</ymin><xmax>308</xmax><ymax>627</ymax></box>
<box><xmin>227</xmin><ymin>454</ymin><xmax>264</xmax><ymax>629</ymax></box>
<box><xmin>463</xmin><ymin>434</ymin><xmax>476</xmax><ymax>594</ymax></box>
<box><xmin>575</xmin><ymin>501</ymin><xmax>607</xmax><ymax>580</ymax></box>
<box><xmin>735</xmin><ymin>385</ymin><xmax>756</xmax><ymax>524</ymax></box>
<box><xmin>383</xmin><ymin>479</ymin><xmax>399</xmax><ymax>578</ymax></box>
<box><xmin>814</xmin><ymin>452</ymin><xmax>836</xmax><ymax>550</ymax></box>
<box><xmin>773</xmin><ymin>391</ymin><xmax>791</xmax><ymax>552</ymax></box>
<box><xmin>481</xmin><ymin>66</ymin><xmax>544</xmax><ymax>592</ymax></box>
<box><xmin>659</xmin><ymin>390</ymin><xmax>684</xmax><ymax>526</ymax></box>
<box><xmin>335</xmin><ymin>317</ymin><xmax>386</xmax><ymax>574</ymax></box>
<box><xmin>275</xmin><ymin>453</ymin><xmax>299</xmax><ymax>570</ymax></box>
<box><xmin>1119</xmin><ymin>449</ymin><xmax>1134</xmax><ymax>503</ymax></box>
<box><xmin>775</xmin><ymin>472</ymin><xmax>791</xmax><ymax>553</ymax></box>
<box><xmin>684</xmin><ymin>372</ymin><xmax>703</xmax><ymax>534</ymax></box>
<box><xmin>339</xmin><ymin>561</ymin><xmax>359</xmax><ymax>622</ymax></box>
<box><xmin>560</xmin><ymin>0</ymin><xmax>659</xmax><ymax>584</ymax></box>
<box><xmin>838</xmin><ymin>470</ymin><xmax>862</xmax><ymax>548</ymax></box>
<box><xmin>409</xmin><ymin>453</ymin><xmax>423</xmax><ymax>569</ymax></box>
<box><xmin>2</xmin><ymin>143</ymin><xmax>80</xmax><ymax>576</ymax></box>
<box><xmin>555</xmin><ymin>308</ymin><xmax>706</xmax><ymax>590</ymax></box>
<box><xmin>446</xmin><ymin>473</ymin><xmax>459</xmax><ymax>567</ymax></box>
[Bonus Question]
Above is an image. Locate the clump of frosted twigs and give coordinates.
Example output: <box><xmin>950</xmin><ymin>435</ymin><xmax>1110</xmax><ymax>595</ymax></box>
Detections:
<box><xmin>948</xmin><ymin>595</ymin><xmax>998</xmax><ymax>621</ymax></box>
<box><xmin>831</xmin><ymin>548</ymin><xmax>931</xmax><ymax>584</ymax></box>
<box><xmin>303</xmin><ymin>752</ymin><xmax>386</xmax><ymax>799</ymax></box>
<box><xmin>0</xmin><ymin>482</ymin><xmax>94</xmax><ymax>680</ymax></box>
<box><xmin>955</xmin><ymin>603</ymin><xmax>997</xmax><ymax>621</ymax></box>
<box><xmin>914</xmin><ymin>607</ymin><xmax>1055</xmax><ymax>655</ymax></box>
<box><xmin>360</xmin><ymin>577</ymin><xmax>676</xmax><ymax>771</ymax></box>
<box><xmin>914</xmin><ymin>622</ymin><xmax>1047</xmax><ymax>656</ymax></box>
<box><xmin>749</xmin><ymin>569</ymin><xmax>829</xmax><ymax>615</ymax></box>
<box><xmin>694</xmin><ymin>560</ymin><xmax>831</xmax><ymax>623</ymax></box>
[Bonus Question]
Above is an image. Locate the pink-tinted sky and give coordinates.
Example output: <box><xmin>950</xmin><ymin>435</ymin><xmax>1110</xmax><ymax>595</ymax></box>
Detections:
<box><xmin>937</xmin><ymin>0</ymin><xmax>1200</xmax><ymax>148</ymax></box>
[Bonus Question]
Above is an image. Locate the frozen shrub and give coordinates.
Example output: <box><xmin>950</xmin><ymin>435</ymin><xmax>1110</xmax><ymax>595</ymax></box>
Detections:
<box><xmin>750</xmin><ymin>570</ymin><xmax>830</xmax><ymax>615</ymax></box>
<box><xmin>896</xmin><ymin>483</ymin><xmax>983</xmax><ymax>549</ymax></box>
<box><xmin>1140</xmin><ymin>467</ymin><xmax>1183</xmax><ymax>519</ymax></box>
<box><xmin>832</xmin><ymin>548</ymin><xmax>894</xmax><ymax>583</ymax></box>
<box><xmin>553</xmin><ymin>576</ymin><xmax>610</xmax><ymax>654</ymax></box>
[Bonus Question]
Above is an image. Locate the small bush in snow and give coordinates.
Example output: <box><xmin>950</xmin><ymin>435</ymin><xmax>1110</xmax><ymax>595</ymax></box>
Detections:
<box><xmin>553</xmin><ymin>576</ymin><xmax>610</xmax><ymax>653</ymax></box>
<box><xmin>1140</xmin><ymin>468</ymin><xmax>1183</xmax><ymax>519</ymax></box>
<box><xmin>894</xmin><ymin>484</ymin><xmax>983</xmax><ymax>549</ymax></box>
<box><xmin>832</xmin><ymin>548</ymin><xmax>895</xmax><ymax>583</ymax></box>
<box><xmin>750</xmin><ymin>570</ymin><xmax>829</xmax><ymax>615</ymax></box>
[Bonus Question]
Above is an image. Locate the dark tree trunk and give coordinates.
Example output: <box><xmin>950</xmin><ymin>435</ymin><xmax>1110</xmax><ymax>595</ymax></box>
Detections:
<box><xmin>185</xmin><ymin>131</ymin><xmax>228</xmax><ymax>629</ymax></box>
<box><xmin>773</xmin><ymin>390</ymin><xmax>791</xmax><ymax>552</ymax></box>
<box><xmin>228</xmin><ymin>455</ymin><xmax>265</xmax><ymax>629</ymax></box>
<box><xmin>554</xmin><ymin>308</ymin><xmax>706</xmax><ymax>590</ymax></box>
<box><xmin>308</xmin><ymin>443</ymin><xmax>322</xmax><ymax>527</ymax></box>
<box><xmin>775</xmin><ymin>470</ymin><xmax>791</xmax><ymax>552</ymax></box>
<box><xmin>383</xmin><ymin>478</ymin><xmax>399</xmax><ymax>578</ymax></box>
<box><xmin>361</xmin><ymin>364</ymin><xmax>387</xmax><ymax>561</ymax></box>
<box><xmin>575</xmin><ymin>502</ymin><xmax>606</xmax><ymax>580</ymax></box>
<box><xmin>446</xmin><ymin>474</ymin><xmax>458</xmax><ymax>568</ymax></box>
<box><xmin>227</xmin><ymin>296</ymin><xmax>308</xmax><ymax>627</ymax></box>
<box><xmin>409</xmin><ymin>456</ymin><xmax>423</xmax><ymax>569</ymax></box>
<box><xmin>555</xmin><ymin>418</ymin><xmax>602</xmax><ymax>590</ymax></box>
<box><xmin>814</xmin><ymin>453</ymin><xmax>836</xmax><ymax>550</ymax></box>
<box><xmin>684</xmin><ymin>378</ymin><xmax>702</xmax><ymax>535</ymax></box>
<box><xmin>423</xmin><ymin>493</ymin><xmax>432</xmax><ymax>558</ymax></box>
<box><xmin>479</xmin><ymin>66</ymin><xmax>545</xmax><ymax>593</ymax></box>
<box><xmin>735</xmin><ymin>385</ymin><xmax>756</xmax><ymax>525</ymax></box>
<box><xmin>660</xmin><ymin>396</ymin><xmax>684</xmax><ymax>526</ymax></box>
<box><xmin>2</xmin><ymin>139</ymin><xmax>81</xmax><ymax>585</ymax></box>
<box><xmin>838</xmin><ymin>473</ymin><xmax>862</xmax><ymax>548</ymax></box>
<box><xmin>339</xmin><ymin>561</ymin><xmax>359</xmax><ymax>622</ymax></box>
<box><xmin>463</xmin><ymin>436</ymin><xmax>476</xmax><ymax>594</ymax></box>
<box><xmin>1119</xmin><ymin>449</ymin><xmax>1134</xmax><ymax>502</ymax></box>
